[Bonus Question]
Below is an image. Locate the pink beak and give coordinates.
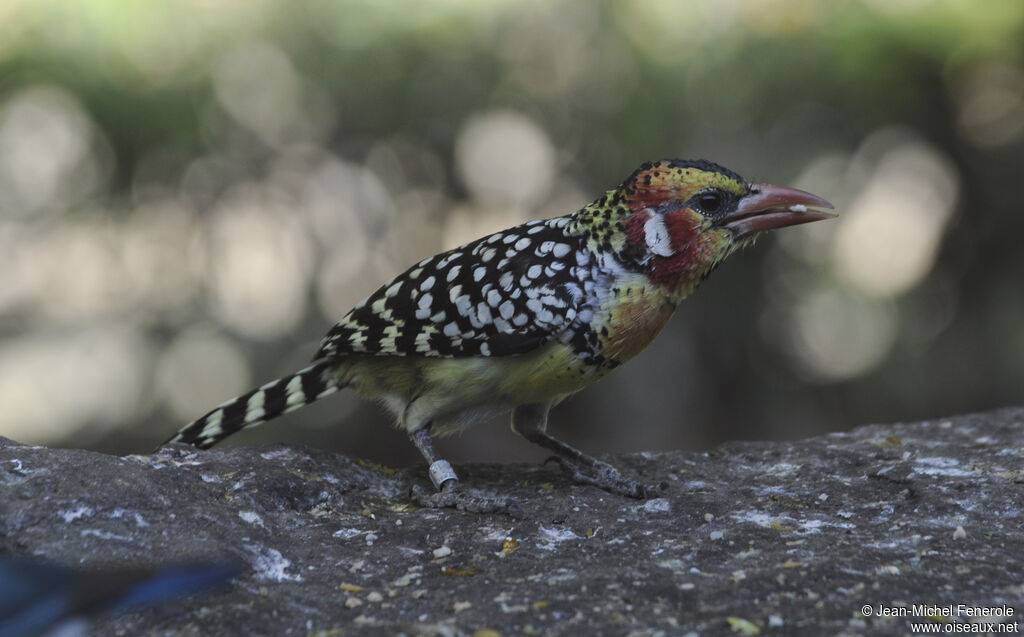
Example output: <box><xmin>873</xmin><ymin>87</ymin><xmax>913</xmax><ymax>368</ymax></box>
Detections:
<box><xmin>723</xmin><ymin>184</ymin><xmax>836</xmax><ymax>239</ymax></box>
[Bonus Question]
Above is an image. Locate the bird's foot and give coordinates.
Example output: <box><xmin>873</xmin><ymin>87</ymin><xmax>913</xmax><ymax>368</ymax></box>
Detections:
<box><xmin>546</xmin><ymin>456</ymin><xmax>666</xmax><ymax>499</ymax></box>
<box><xmin>410</xmin><ymin>480</ymin><xmax>523</xmax><ymax>517</ymax></box>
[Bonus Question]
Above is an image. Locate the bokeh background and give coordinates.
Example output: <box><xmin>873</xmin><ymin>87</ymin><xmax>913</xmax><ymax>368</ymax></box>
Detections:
<box><xmin>0</xmin><ymin>0</ymin><xmax>1021</xmax><ymax>466</ymax></box>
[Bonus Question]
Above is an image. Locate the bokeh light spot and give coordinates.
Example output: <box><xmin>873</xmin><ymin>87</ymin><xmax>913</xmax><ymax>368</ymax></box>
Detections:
<box><xmin>207</xmin><ymin>185</ymin><xmax>314</xmax><ymax>339</ymax></box>
<box><xmin>787</xmin><ymin>288</ymin><xmax>898</xmax><ymax>382</ymax></box>
<box><xmin>956</xmin><ymin>63</ymin><xmax>1024</xmax><ymax>149</ymax></box>
<box><xmin>832</xmin><ymin>132</ymin><xmax>959</xmax><ymax>298</ymax></box>
<box><xmin>0</xmin><ymin>325</ymin><xmax>150</xmax><ymax>443</ymax></box>
<box><xmin>156</xmin><ymin>327</ymin><xmax>251</xmax><ymax>423</ymax></box>
<box><xmin>0</xmin><ymin>86</ymin><xmax>109</xmax><ymax>217</ymax></box>
<box><xmin>455</xmin><ymin>110</ymin><xmax>556</xmax><ymax>209</ymax></box>
<box><xmin>213</xmin><ymin>41</ymin><xmax>323</xmax><ymax>147</ymax></box>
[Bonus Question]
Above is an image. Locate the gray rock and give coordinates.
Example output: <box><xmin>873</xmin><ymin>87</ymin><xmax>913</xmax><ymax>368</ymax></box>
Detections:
<box><xmin>2</xmin><ymin>408</ymin><xmax>1022</xmax><ymax>636</ymax></box>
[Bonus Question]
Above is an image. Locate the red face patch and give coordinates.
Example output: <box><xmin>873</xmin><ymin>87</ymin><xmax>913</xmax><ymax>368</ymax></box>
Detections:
<box><xmin>647</xmin><ymin>209</ymin><xmax>707</xmax><ymax>287</ymax></box>
<box><xmin>621</xmin><ymin>209</ymin><xmax>652</xmax><ymax>251</ymax></box>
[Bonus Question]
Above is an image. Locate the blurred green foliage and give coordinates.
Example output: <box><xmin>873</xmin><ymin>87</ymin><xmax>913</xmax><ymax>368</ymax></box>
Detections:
<box><xmin>0</xmin><ymin>0</ymin><xmax>1021</xmax><ymax>463</ymax></box>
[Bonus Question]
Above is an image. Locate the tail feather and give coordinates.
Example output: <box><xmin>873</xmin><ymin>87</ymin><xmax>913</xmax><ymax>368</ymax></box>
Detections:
<box><xmin>162</xmin><ymin>360</ymin><xmax>341</xmax><ymax>450</ymax></box>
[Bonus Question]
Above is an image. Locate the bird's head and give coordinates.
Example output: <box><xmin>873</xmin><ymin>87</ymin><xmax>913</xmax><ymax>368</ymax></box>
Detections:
<box><xmin>577</xmin><ymin>159</ymin><xmax>835</xmax><ymax>300</ymax></box>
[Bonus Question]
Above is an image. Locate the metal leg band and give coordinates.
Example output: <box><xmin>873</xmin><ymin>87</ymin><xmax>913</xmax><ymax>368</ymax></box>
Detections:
<box><xmin>428</xmin><ymin>460</ymin><xmax>457</xmax><ymax>490</ymax></box>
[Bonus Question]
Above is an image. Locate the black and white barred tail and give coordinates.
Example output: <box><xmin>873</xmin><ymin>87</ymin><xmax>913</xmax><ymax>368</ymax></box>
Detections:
<box><xmin>162</xmin><ymin>360</ymin><xmax>342</xmax><ymax>450</ymax></box>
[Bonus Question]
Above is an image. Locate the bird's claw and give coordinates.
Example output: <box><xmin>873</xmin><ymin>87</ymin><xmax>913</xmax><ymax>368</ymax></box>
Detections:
<box><xmin>546</xmin><ymin>455</ymin><xmax>666</xmax><ymax>499</ymax></box>
<box><xmin>410</xmin><ymin>481</ymin><xmax>523</xmax><ymax>517</ymax></box>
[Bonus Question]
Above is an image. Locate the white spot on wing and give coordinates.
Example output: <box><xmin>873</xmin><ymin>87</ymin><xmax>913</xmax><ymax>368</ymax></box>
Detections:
<box><xmin>437</xmin><ymin>252</ymin><xmax>461</xmax><ymax>268</ymax></box>
<box><xmin>415</xmin><ymin>331</ymin><xmax>434</xmax><ymax>351</ymax></box>
<box><xmin>499</xmin><ymin>300</ymin><xmax>515</xmax><ymax>319</ymax></box>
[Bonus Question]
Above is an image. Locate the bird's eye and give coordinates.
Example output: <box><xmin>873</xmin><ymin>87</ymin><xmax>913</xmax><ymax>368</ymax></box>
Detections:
<box><xmin>694</xmin><ymin>190</ymin><xmax>727</xmax><ymax>215</ymax></box>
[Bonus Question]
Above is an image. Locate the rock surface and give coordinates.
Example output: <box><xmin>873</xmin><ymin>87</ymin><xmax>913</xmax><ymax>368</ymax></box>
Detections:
<box><xmin>2</xmin><ymin>408</ymin><xmax>1022</xmax><ymax>636</ymax></box>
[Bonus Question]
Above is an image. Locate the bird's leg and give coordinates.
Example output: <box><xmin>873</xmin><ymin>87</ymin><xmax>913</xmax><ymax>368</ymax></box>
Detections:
<box><xmin>512</xmin><ymin>403</ymin><xmax>665</xmax><ymax>499</ymax></box>
<box><xmin>407</xmin><ymin>426</ymin><xmax>521</xmax><ymax>515</ymax></box>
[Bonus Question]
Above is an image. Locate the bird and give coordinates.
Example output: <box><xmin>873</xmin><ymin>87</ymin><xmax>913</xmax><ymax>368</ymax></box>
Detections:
<box><xmin>0</xmin><ymin>556</ymin><xmax>239</xmax><ymax>637</ymax></box>
<box><xmin>161</xmin><ymin>159</ymin><xmax>835</xmax><ymax>513</ymax></box>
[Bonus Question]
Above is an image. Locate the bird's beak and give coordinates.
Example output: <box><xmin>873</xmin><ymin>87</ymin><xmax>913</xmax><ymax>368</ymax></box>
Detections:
<box><xmin>723</xmin><ymin>184</ymin><xmax>836</xmax><ymax>239</ymax></box>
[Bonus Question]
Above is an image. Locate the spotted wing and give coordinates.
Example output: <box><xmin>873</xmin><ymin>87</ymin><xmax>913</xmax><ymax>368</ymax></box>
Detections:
<box><xmin>314</xmin><ymin>217</ymin><xmax>590</xmax><ymax>360</ymax></box>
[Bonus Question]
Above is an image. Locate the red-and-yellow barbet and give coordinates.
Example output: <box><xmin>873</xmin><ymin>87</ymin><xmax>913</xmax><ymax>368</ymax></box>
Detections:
<box><xmin>161</xmin><ymin>159</ymin><xmax>835</xmax><ymax>513</ymax></box>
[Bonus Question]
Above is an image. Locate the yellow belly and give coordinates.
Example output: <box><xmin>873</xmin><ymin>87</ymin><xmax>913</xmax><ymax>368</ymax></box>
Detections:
<box><xmin>340</xmin><ymin>342</ymin><xmax>605</xmax><ymax>436</ymax></box>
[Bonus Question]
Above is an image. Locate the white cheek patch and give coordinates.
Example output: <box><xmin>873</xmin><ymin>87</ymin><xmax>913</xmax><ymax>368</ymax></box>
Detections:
<box><xmin>643</xmin><ymin>213</ymin><xmax>675</xmax><ymax>257</ymax></box>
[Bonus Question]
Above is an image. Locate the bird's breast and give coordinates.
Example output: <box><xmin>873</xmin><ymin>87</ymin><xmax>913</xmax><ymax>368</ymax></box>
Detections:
<box><xmin>593</xmin><ymin>277</ymin><xmax>677</xmax><ymax>363</ymax></box>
